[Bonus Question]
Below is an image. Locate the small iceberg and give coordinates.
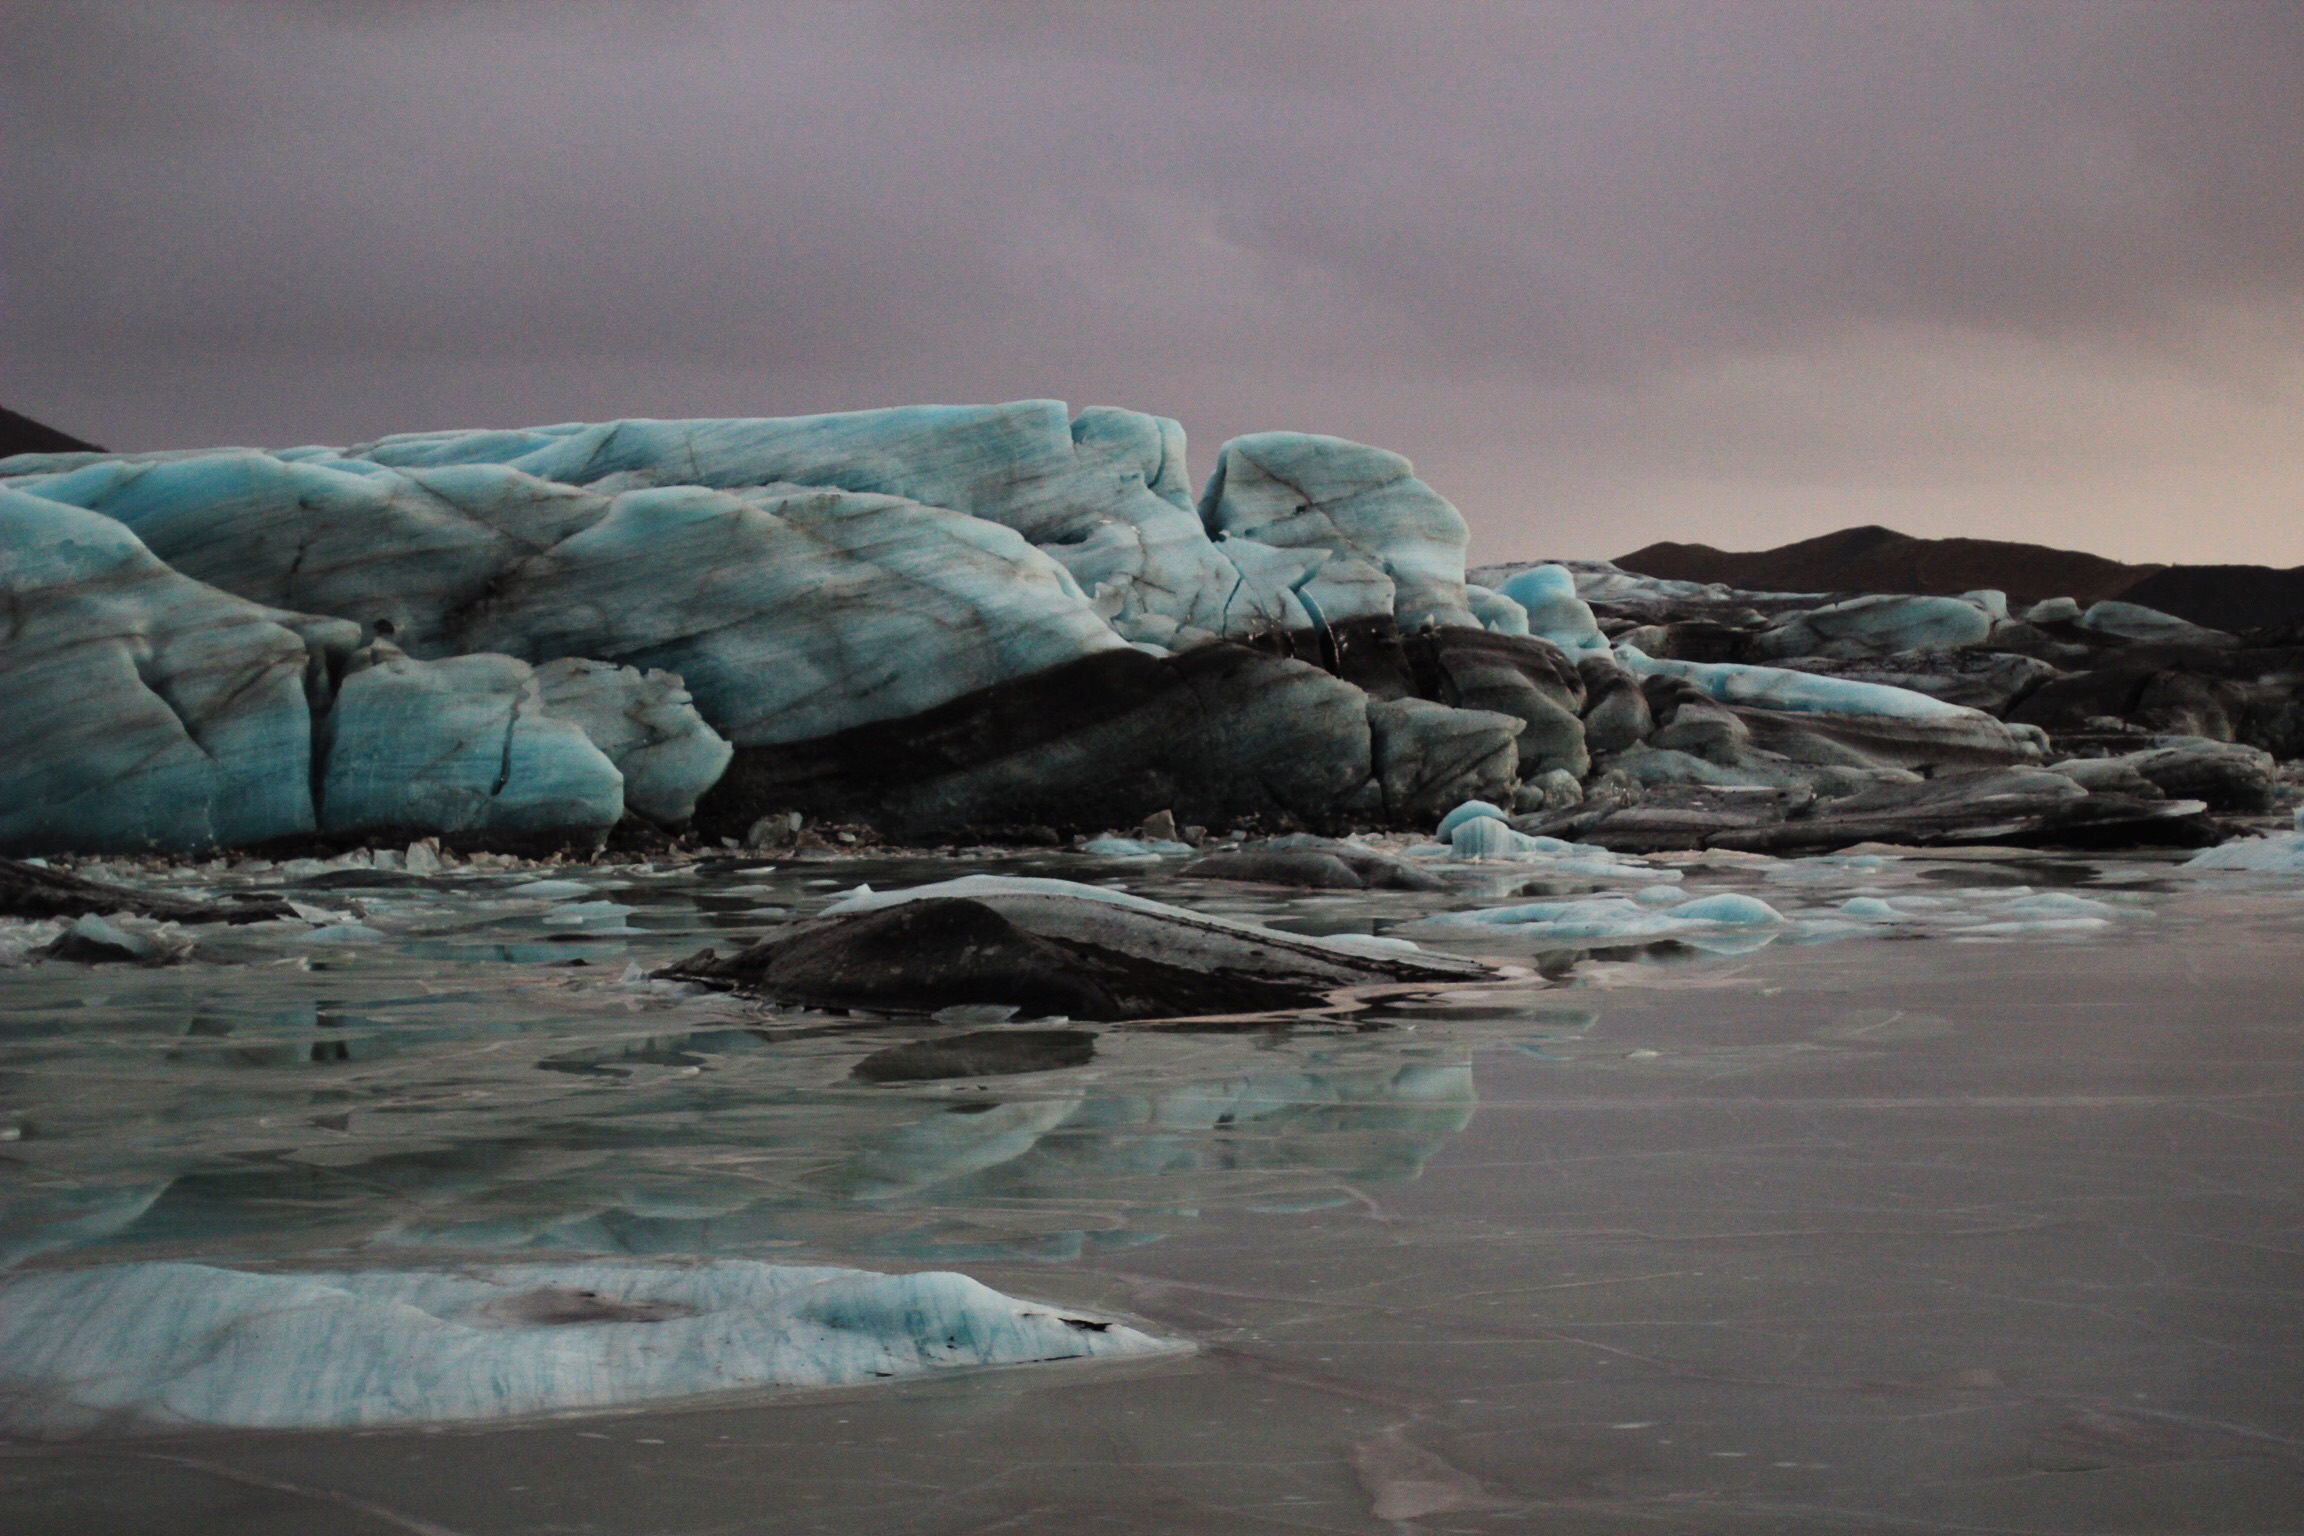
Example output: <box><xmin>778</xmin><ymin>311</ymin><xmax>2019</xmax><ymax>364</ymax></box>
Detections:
<box><xmin>0</xmin><ymin>1258</ymin><xmax>1180</xmax><ymax>1435</ymax></box>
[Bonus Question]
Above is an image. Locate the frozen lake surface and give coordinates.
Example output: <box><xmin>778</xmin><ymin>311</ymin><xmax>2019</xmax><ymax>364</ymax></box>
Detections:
<box><xmin>4</xmin><ymin>844</ymin><xmax>2303</xmax><ymax>1532</ymax></box>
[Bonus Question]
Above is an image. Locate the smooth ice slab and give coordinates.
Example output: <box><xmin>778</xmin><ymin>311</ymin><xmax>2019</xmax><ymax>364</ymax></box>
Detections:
<box><xmin>0</xmin><ymin>1259</ymin><xmax>1178</xmax><ymax>1435</ymax></box>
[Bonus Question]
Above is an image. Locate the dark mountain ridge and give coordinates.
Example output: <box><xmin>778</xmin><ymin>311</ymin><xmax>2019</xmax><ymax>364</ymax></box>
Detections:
<box><xmin>0</xmin><ymin>406</ymin><xmax>102</xmax><ymax>459</ymax></box>
<box><xmin>1616</xmin><ymin>524</ymin><xmax>2304</xmax><ymax>631</ymax></box>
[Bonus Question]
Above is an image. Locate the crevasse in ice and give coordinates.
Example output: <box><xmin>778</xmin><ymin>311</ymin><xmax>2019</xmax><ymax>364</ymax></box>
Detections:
<box><xmin>0</xmin><ymin>489</ymin><xmax>348</xmax><ymax>854</ymax></box>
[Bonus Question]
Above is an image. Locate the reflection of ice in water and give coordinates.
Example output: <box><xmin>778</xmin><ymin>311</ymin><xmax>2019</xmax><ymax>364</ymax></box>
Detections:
<box><xmin>0</xmin><ymin>872</ymin><xmax>1499</xmax><ymax>1273</ymax></box>
<box><xmin>0</xmin><ymin>845</ymin><xmax>2199</xmax><ymax>1286</ymax></box>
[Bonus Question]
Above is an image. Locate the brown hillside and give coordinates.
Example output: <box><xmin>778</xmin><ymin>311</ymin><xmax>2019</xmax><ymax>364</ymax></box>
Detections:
<box><xmin>1615</xmin><ymin>525</ymin><xmax>2159</xmax><ymax>607</ymax></box>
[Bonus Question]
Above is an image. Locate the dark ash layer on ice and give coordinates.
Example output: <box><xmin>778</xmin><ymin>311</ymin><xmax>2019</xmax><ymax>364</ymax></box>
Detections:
<box><xmin>3</xmin><ymin>399</ymin><xmax>2298</xmax><ymax>860</ymax></box>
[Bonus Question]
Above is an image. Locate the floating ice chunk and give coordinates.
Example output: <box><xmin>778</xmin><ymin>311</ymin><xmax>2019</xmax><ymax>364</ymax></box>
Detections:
<box><xmin>2024</xmin><ymin>596</ymin><xmax>2082</xmax><ymax>624</ymax></box>
<box><xmin>1669</xmin><ymin>894</ymin><xmax>1785</xmax><ymax>925</ymax></box>
<box><xmin>1078</xmin><ymin>836</ymin><xmax>1194</xmax><ymax>858</ymax></box>
<box><xmin>1448</xmin><ymin>817</ymin><xmax>1534</xmax><ymax>860</ymax></box>
<box><xmin>1494</xmin><ymin>565</ymin><xmax>1609</xmax><ymax>656</ymax></box>
<box><xmin>42</xmin><ymin>913</ymin><xmax>196</xmax><ymax>965</ymax></box>
<box><xmin>2185</xmin><ymin>832</ymin><xmax>2304</xmax><ymax>873</ymax></box>
<box><xmin>0</xmin><ymin>1259</ymin><xmax>1177</xmax><ymax>1434</ymax></box>
<box><xmin>1991</xmin><ymin>892</ymin><xmax>2119</xmax><ymax>920</ymax></box>
<box><xmin>504</xmin><ymin>879</ymin><xmax>595</xmax><ymax>899</ymax></box>
<box><xmin>293</xmin><ymin>922</ymin><xmax>388</xmax><ymax>945</ymax></box>
<box><xmin>1434</xmin><ymin>800</ymin><xmax>1510</xmax><ymax>840</ymax></box>
<box><xmin>539</xmin><ymin>901</ymin><xmax>638</xmax><ymax>933</ymax></box>
<box><xmin>1957</xmin><ymin>917</ymin><xmax>2111</xmax><ymax>937</ymax></box>
<box><xmin>1616</xmin><ymin>646</ymin><xmax>1978</xmax><ymax>720</ymax></box>
<box><xmin>1416</xmin><ymin>893</ymin><xmax>1783</xmax><ymax>950</ymax></box>
<box><xmin>812</xmin><ymin>873</ymin><xmax>1492</xmax><ymax>980</ymax></box>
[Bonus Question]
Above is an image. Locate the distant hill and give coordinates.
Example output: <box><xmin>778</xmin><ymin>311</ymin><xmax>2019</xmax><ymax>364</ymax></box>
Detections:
<box><xmin>1614</xmin><ymin>524</ymin><xmax>2304</xmax><ymax>632</ymax></box>
<box><xmin>0</xmin><ymin>406</ymin><xmax>102</xmax><ymax>458</ymax></box>
<box><xmin>1614</xmin><ymin>525</ymin><xmax>2158</xmax><ymax>606</ymax></box>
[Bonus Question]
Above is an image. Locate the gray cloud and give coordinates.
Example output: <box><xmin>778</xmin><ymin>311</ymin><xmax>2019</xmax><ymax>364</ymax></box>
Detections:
<box><xmin>6</xmin><ymin>1</ymin><xmax>2301</xmax><ymax>563</ymax></box>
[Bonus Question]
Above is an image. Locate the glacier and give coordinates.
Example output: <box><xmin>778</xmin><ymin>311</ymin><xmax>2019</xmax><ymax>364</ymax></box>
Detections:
<box><xmin>2</xmin><ymin>399</ymin><xmax>2287</xmax><ymax>856</ymax></box>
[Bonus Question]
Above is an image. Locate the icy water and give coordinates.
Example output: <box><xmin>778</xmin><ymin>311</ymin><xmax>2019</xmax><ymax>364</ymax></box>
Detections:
<box><xmin>4</xmin><ymin>846</ymin><xmax>2303</xmax><ymax>1533</ymax></box>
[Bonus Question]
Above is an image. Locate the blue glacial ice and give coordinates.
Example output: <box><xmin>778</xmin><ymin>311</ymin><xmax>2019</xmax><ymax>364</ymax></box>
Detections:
<box><xmin>1746</xmin><ymin>593</ymin><xmax>1995</xmax><ymax>660</ymax></box>
<box><xmin>1198</xmin><ymin>432</ymin><xmax>1477</xmax><ymax>629</ymax></box>
<box><xmin>2077</xmin><ymin>599</ymin><xmax>2236</xmax><ymax>648</ymax></box>
<box><xmin>1495</xmin><ymin>564</ymin><xmax>1611</xmax><ymax>656</ymax></box>
<box><xmin>530</xmin><ymin>659</ymin><xmax>733</xmax><ymax>826</ymax></box>
<box><xmin>0</xmin><ymin>1259</ymin><xmax>1177</xmax><ymax>1434</ymax></box>
<box><xmin>1463</xmin><ymin>583</ymin><xmax>1531</xmax><ymax>635</ymax></box>
<box><xmin>8</xmin><ymin>451</ymin><xmax>612</xmax><ymax>655</ymax></box>
<box><xmin>345</xmin><ymin>402</ymin><xmax>1297</xmax><ymax>650</ymax></box>
<box><xmin>1615</xmin><ymin>645</ymin><xmax>1980</xmax><ymax>720</ymax></box>
<box><xmin>1412</xmin><ymin>892</ymin><xmax>1785</xmax><ymax>952</ymax></box>
<box><xmin>1433</xmin><ymin>800</ymin><xmax>1510</xmax><ymax>840</ymax></box>
<box><xmin>2184</xmin><ymin>812</ymin><xmax>2304</xmax><ymax>873</ymax></box>
<box><xmin>318</xmin><ymin>645</ymin><xmax>628</xmax><ymax>839</ymax></box>
<box><xmin>455</xmin><ymin>483</ymin><xmax>1127</xmax><ymax>745</ymax></box>
<box><xmin>0</xmin><ymin>489</ymin><xmax>351</xmax><ymax>854</ymax></box>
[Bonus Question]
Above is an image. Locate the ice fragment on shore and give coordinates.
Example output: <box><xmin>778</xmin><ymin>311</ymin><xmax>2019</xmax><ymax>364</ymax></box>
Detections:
<box><xmin>0</xmin><ymin>1259</ymin><xmax>1177</xmax><ymax>1433</ymax></box>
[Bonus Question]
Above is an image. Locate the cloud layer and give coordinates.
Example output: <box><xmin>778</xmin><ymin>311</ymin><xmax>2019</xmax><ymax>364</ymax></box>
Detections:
<box><xmin>8</xmin><ymin>1</ymin><xmax>2302</xmax><ymax>563</ymax></box>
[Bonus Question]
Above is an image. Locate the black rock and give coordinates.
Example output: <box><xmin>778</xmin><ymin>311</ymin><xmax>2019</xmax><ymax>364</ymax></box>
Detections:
<box><xmin>692</xmin><ymin>644</ymin><xmax>1375</xmax><ymax>841</ymax></box>
<box><xmin>664</xmin><ymin>893</ymin><xmax>1490</xmax><ymax>1022</ymax></box>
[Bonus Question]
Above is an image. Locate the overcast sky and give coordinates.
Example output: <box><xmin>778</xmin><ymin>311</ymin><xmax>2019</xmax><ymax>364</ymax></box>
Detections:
<box><xmin>8</xmin><ymin>1</ymin><xmax>2302</xmax><ymax>565</ymax></box>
